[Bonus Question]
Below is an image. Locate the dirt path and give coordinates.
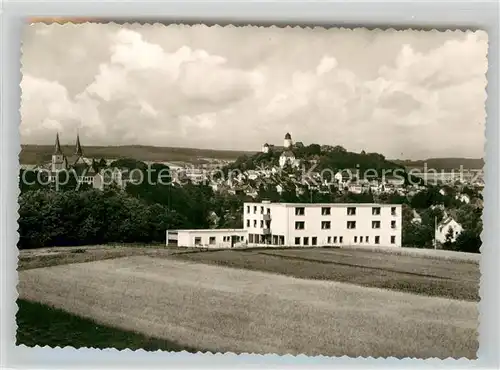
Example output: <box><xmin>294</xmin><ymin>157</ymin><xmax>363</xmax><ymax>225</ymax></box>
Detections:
<box><xmin>18</xmin><ymin>256</ymin><xmax>478</xmax><ymax>358</ymax></box>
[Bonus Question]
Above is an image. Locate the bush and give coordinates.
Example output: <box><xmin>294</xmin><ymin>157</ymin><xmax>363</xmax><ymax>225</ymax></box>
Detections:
<box><xmin>443</xmin><ymin>230</ymin><xmax>481</xmax><ymax>254</ymax></box>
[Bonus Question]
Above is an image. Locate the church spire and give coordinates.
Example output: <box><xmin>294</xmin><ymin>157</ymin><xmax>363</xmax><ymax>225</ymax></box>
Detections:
<box><xmin>54</xmin><ymin>133</ymin><xmax>62</xmax><ymax>155</ymax></box>
<box><xmin>75</xmin><ymin>131</ymin><xmax>83</xmax><ymax>156</ymax></box>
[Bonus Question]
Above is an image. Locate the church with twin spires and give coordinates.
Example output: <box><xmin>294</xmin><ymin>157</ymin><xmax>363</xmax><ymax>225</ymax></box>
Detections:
<box><xmin>46</xmin><ymin>132</ymin><xmax>129</xmax><ymax>189</ymax></box>
<box><xmin>48</xmin><ymin>132</ymin><xmax>99</xmax><ymax>184</ymax></box>
<box><xmin>51</xmin><ymin>132</ymin><xmax>89</xmax><ymax>173</ymax></box>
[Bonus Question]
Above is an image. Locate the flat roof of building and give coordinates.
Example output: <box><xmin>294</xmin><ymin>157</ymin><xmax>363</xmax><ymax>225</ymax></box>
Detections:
<box><xmin>244</xmin><ymin>202</ymin><xmax>402</xmax><ymax>207</ymax></box>
<box><xmin>168</xmin><ymin>229</ymin><xmax>247</xmax><ymax>233</ymax></box>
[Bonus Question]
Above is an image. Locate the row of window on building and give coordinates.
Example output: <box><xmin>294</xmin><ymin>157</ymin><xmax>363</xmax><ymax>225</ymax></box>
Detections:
<box><xmin>245</xmin><ymin>205</ymin><xmax>398</xmax><ymax>216</ymax></box>
<box><xmin>246</xmin><ymin>219</ymin><xmax>271</xmax><ymax>228</ymax></box>
<box><xmin>310</xmin><ymin>220</ymin><xmax>397</xmax><ymax>230</ymax></box>
<box><xmin>295</xmin><ymin>206</ymin><xmax>398</xmax><ymax>216</ymax></box>
<box><xmin>194</xmin><ymin>235</ymin><xmax>245</xmax><ymax>245</ymax></box>
<box><xmin>245</xmin><ymin>234</ymin><xmax>397</xmax><ymax>246</ymax></box>
<box><xmin>292</xmin><ymin>235</ymin><xmax>397</xmax><ymax>246</ymax></box>
<box><xmin>248</xmin><ymin>234</ymin><xmax>285</xmax><ymax>245</ymax></box>
<box><xmin>247</xmin><ymin>205</ymin><xmax>271</xmax><ymax>214</ymax></box>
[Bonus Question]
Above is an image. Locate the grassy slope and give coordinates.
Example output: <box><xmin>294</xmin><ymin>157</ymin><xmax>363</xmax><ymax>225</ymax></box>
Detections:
<box><xmin>18</xmin><ymin>246</ymin><xmax>480</xmax><ymax>301</ymax></box>
<box><xmin>16</xmin><ymin>299</ymin><xmax>202</xmax><ymax>352</ymax></box>
<box><xmin>173</xmin><ymin>248</ymin><xmax>479</xmax><ymax>301</ymax></box>
<box><xmin>17</xmin><ymin>246</ymin><xmax>177</xmax><ymax>271</ymax></box>
<box><xmin>18</xmin><ymin>256</ymin><xmax>478</xmax><ymax>358</ymax></box>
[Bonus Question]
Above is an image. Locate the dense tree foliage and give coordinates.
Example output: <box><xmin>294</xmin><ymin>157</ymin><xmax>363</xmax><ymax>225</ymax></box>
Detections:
<box><xmin>449</xmin><ymin>230</ymin><xmax>482</xmax><ymax>254</ymax></box>
<box><xmin>18</xmin><ymin>189</ymin><xmax>187</xmax><ymax>249</ymax></box>
<box><xmin>19</xmin><ymin>160</ymin><xmax>216</xmax><ymax>249</ymax></box>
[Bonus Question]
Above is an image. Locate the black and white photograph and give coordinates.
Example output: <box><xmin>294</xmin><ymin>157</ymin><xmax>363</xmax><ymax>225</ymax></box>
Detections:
<box><xmin>17</xmin><ymin>20</ymin><xmax>487</xmax><ymax>359</ymax></box>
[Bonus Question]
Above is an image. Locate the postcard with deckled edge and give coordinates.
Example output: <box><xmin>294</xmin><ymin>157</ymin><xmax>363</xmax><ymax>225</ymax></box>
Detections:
<box><xmin>17</xmin><ymin>21</ymin><xmax>486</xmax><ymax>359</ymax></box>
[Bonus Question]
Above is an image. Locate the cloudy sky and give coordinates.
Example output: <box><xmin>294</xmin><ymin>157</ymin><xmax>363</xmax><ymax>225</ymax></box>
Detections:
<box><xmin>21</xmin><ymin>23</ymin><xmax>488</xmax><ymax>159</ymax></box>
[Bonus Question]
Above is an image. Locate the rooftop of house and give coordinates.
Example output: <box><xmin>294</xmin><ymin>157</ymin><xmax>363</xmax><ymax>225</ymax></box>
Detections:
<box><xmin>439</xmin><ymin>215</ymin><xmax>461</xmax><ymax>226</ymax></box>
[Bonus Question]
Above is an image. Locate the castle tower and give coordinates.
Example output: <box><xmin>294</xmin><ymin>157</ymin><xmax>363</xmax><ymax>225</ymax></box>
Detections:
<box><xmin>284</xmin><ymin>132</ymin><xmax>292</xmax><ymax>149</ymax></box>
<box><xmin>51</xmin><ymin>133</ymin><xmax>66</xmax><ymax>172</ymax></box>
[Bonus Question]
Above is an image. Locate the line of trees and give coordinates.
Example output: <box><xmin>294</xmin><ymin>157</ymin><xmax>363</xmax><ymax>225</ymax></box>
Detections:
<box><xmin>401</xmin><ymin>203</ymin><xmax>482</xmax><ymax>253</ymax></box>
<box><xmin>18</xmin><ymin>189</ymin><xmax>187</xmax><ymax>249</ymax></box>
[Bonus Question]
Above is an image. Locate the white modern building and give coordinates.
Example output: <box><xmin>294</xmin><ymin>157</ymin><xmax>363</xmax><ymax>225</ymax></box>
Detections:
<box><xmin>243</xmin><ymin>201</ymin><xmax>402</xmax><ymax>247</ymax></box>
<box><xmin>167</xmin><ymin>201</ymin><xmax>402</xmax><ymax>248</ymax></box>
<box><xmin>166</xmin><ymin>229</ymin><xmax>248</xmax><ymax>248</ymax></box>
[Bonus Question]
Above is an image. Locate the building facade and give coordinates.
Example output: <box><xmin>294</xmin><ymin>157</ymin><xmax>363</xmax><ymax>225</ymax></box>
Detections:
<box><xmin>435</xmin><ymin>217</ymin><xmax>463</xmax><ymax>244</ymax></box>
<box><xmin>243</xmin><ymin>201</ymin><xmax>402</xmax><ymax>247</ymax></box>
<box><xmin>47</xmin><ymin>132</ymin><xmax>94</xmax><ymax>183</ymax></box>
<box><xmin>279</xmin><ymin>133</ymin><xmax>300</xmax><ymax>168</ymax></box>
<box><xmin>167</xmin><ymin>201</ymin><xmax>402</xmax><ymax>248</ymax></box>
<box><xmin>51</xmin><ymin>132</ymin><xmax>88</xmax><ymax>172</ymax></box>
<box><xmin>44</xmin><ymin>132</ymin><xmax>128</xmax><ymax>190</ymax></box>
<box><xmin>166</xmin><ymin>229</ymin><xmax>248</xmax><ymax>248</ymax></box>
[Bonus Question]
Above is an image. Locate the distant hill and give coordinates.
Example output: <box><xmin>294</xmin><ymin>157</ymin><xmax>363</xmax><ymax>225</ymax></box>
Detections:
<box><xmin>392</xmin><ymin>158</ymin><xmax>484</xmax><ymax>171</ymax></box>
<box><xmin>19</xmin><ymin>145</ymin><xmax>257</xmax><ymax>165</ymax></box>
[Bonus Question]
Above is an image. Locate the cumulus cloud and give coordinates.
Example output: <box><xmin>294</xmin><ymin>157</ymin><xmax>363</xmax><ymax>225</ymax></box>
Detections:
<box><xmin>20</xmin><ymin>25</ymin><xmax>487</xmax><ymax>159</ymax></box>
<box><xmin>21</xmin><ymin>75</ymin><xmax>77</xmax><ymax>138</ymax></box>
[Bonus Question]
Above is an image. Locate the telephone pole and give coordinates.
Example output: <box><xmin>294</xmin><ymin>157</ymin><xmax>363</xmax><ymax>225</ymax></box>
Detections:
<box><xmin>433</xmin><ymin>216</ymin><xmax>437</xmax><ymax>249</ymax></box>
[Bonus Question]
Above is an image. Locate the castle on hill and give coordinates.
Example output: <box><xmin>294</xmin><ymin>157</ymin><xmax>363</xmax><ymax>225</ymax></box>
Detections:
<box><xmin>261</xmin><ymin>132</ymin><xmax>300</xmax><ymax>168</ymax></box>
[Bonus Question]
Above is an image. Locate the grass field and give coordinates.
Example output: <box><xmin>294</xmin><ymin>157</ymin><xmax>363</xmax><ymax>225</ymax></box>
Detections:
<box><xmin>18</xmin><ymin>245</ymin><xmax>480</xmax><ymax>301</ymax></box>
<box><xmin>16</xmin><ymin>299</ymin><xmax>202</xmax><ymax>352</ymax></box>
<box><xmin>172</xmin><ymin>248</ymin><xmax>480</xmax><ymax>301</ymax></box>
<box><xmin>18</xmin><ymin>255</ymin><xmax>478</xmax><ymax>358</ymax></box>
<box><xmin>17</xmin><ymin>245</ymin><xmax>183</xmax><ymax>271</ymax></box>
